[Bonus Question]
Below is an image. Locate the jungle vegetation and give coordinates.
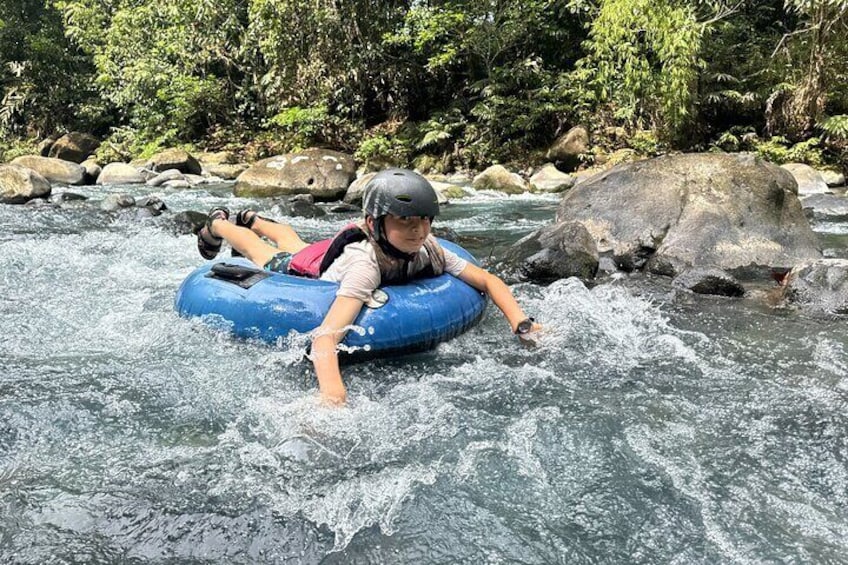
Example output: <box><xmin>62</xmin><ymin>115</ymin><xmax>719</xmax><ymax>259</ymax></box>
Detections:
<box><xmin>1</xmin><ymin>0</ymin><xmax>847</xmax><ymax>171</ymax></box>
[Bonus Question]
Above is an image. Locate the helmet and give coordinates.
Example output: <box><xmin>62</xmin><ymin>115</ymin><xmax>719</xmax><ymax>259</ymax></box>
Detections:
<box><xmin>362</xmin><ymin>168</ymin><xmax>440</xmax><ymax>221</ymax></box>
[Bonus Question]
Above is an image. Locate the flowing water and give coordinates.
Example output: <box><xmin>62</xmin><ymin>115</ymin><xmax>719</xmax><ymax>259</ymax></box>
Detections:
<box><xmin>1</xmin><ymin>183</ymin><xmax>847</xmax><ymax>564</ymax></box>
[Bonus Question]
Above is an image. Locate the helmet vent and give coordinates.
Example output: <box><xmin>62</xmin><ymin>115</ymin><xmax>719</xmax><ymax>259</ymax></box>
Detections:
<box><xmin>395</xmin><ymin>194</ymin><xmax>412</xmax><ymax>202</ymax></box>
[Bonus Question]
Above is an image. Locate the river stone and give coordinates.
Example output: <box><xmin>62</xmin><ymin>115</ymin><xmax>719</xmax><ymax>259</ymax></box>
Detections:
<box><xmin>38</xmin><ymin>134</ymin><xmax>60</xmax><ymax>157</ymax></box>
<box><xmin>170</xmin><ymin>210</ymin><xmax>208</xmax><ymax>235</ymax></box>
<box><xmin>97</xmin><ymin>162</ymin><xmax>146</xmax><ymax>185</ymax></box>
<box><xmin>343</xmin><ymin>172</ymin><xmax>377</xmax><ymax>204</ymax></box>
<box><xmin>428</xmin><ymin>180</ymin><xmax>463</xmax><ymax>202</ymax></box>
<box><xmin>672</xmin><ymin>268</ymin><xmax>744</xmax><ymax>297</ymax></box>
<box><xmin>202</xmin><ymin>162</ymin><xmax>249</xmax><ymax>180</ymax></box>
<box><xmin>472</xmin><ymin>165</ymin><xmax>530</xmax><ymax>194</ymax></box>
<box><xmin>101</xmin><ymin>193</ymin><xmax>136</xmax><ymax>211</ymax></box>
<box><xmin>503</xmin><ymin>221</ymin><xmax>599</xmax><ymax>282</ymax></box>
<box><xmin>49</xmin><ymin>192</ymin><xmax>87</xmax><ymax>205</ymax></box>
<box><xmin>145</xmin><ymin>148</ymin><xmax>202</xmax><ymax>175</ymax></box>
<box><xmin>0</xmin><ymin>164</ymin><xmax>52</xmax><ymax>203</ymax></box>
<box><xmin>801</xmin><ymin>193</ymin><xmax>848</xmax><ymax>221</ymax></box>
<box><xmin>556</xmin><ymin>153</ymin><xmax>821</xmax><ymax>279</ymax></box>
<box><xmin>780</xmin><ymin>163</ymin><xmax>829</xmax><ymax>196</ymax></box>
<box><xmin>274</xmin><ymin>194</ymin><xmax>327</xmax><ymax>218</ymax></box>
<box><xmin>546</xmin><ymin>126</ymin><xmax>589</xmax><ymax>171</ymax></box>
<box><xmin>48</xmin><ymin>132</ymin><xmax>100</xmax><ymax>163</ymax></box>
<box><xmin>819</xmin><ymin>169</ymin><xmax>845</xmax><ymax>188</ymax></box>
<box><xmin>530</xmin><ymin>164</ymin><xmax>576</xmax><ymax>193</ymax></box>
<box><xmin>784</xmin><ymin>259</ymin><xmax>848</xmax><ymax>315</ymax></box>
<box><xmin>195</xmin><ymin>151</ymin><xmax>237</xmax><ymax>165</ymax></box>
<box><xmin>235</xmin><ymin>148</ymin><xmax>356</xmax><ymax>200</ymax></box>
<box><xmin>80</xmin><ymin>159</ymin><xmax>102</xmax><ymax>184</ymax></box>
<box><xmin>147</xmin><ymin>169</ymin><xmax>185</xmax><ymax>187</ymax></box>
<box><xmin>10</xmin><ymin>155</ymin><xmax>85</xmax><ymax>185</ymax></box>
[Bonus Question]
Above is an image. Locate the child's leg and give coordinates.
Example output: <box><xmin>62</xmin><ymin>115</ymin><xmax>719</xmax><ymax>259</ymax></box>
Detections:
<box><xmin>211</xmin><ymin>219</ymin><xmax>281</xmax><ymax>267</ymax></box>
<box><xmin>250</xmin><ymin>216</ymin><xmax>310</xmax><ymax>254</ymax></box>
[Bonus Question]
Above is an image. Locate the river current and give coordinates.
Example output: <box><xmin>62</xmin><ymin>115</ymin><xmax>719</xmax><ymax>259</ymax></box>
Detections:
<box><xmin>1</xmin><ymin>182</ymin><xmax>846</xmax><ymax>564</ymax></box>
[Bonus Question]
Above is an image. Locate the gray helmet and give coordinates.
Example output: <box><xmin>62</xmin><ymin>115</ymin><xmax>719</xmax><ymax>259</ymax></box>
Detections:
<box><xmin>362</xmin><ymin>168</ymin><xmax>440</xmax><ymax>221</ymax></box>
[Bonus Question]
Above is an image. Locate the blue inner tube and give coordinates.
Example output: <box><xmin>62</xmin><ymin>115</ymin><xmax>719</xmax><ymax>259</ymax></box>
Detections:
<box><xmin>175</xmin><ymin>239</ymin><xmax>488</xmax><ymax>360</ymax></box>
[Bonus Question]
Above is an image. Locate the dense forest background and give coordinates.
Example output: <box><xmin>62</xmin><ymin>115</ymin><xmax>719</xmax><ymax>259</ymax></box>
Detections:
<box><xmin>1</xmin><ymin>0</ymin><xmax>847</xmax><ymax>171</ymax></box>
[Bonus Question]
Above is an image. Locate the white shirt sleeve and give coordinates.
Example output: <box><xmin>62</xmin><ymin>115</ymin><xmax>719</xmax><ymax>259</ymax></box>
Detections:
<box><xmin>443</xmin><ymin>248</ymin><xmax>469</xmax><ymax>277</ymax></box>
<box><xmin>320</xmin><ymin>242</ymin><xmax>382</xmax><ymax>302</ymax></box>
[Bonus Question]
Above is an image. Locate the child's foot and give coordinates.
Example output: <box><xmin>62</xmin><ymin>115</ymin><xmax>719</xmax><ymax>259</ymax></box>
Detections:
<box><xmin>197</xmin><ymin>207</ymin><xmax>229</xmax><ymax>260</ymax></box>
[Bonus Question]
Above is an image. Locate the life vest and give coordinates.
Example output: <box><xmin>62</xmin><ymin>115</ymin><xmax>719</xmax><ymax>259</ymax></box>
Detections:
<box><xmin>287</xmin><ymin>220</ymin><xmax>446</xmax><ymax>284</ymax></box>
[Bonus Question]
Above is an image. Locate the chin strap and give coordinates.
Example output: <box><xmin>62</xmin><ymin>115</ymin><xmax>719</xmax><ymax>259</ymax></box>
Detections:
<box><xmin>370</xmin><ymin>216</ymin><xmax>417</xmax><ymax>261</ymax></box>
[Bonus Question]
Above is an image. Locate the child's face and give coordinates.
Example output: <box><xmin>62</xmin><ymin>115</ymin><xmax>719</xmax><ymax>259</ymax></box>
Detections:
<box><xmin>382</xmin><ymin>214</ymin><xmax>432</xmax><ymax>254</ymax></box>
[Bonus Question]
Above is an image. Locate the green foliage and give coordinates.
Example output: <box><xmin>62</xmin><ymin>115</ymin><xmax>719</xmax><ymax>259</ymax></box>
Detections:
<box><xmin>0</xmin><ymin>136</ymin><xmax>37</xmax><ymax>162</ymax></box>
<box><xmin>355</xmin><ymin>134</ymin><xmax>411</xmax><ymax>168</ymax></box>
<box><xmin>820</xmin><ymin>115</ymin><xmax>848</xmax><ymax>142</ymax></box>
<box><xmin>753</xmin><ymin>135</ymin><xmax>825</xmax><ymax>166</ymax></box>
<box><xmin>628</xmin><ymin>130</ymin><xmax>664</xmax><ymax>156</ymax></box>
<box><xmin>576</xmin><ymin>0</ymin><xmax>703</xmax><ymax>138</ymax></box>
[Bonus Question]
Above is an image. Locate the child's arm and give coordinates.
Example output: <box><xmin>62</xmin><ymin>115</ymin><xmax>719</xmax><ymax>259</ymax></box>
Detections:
<box><xmin>457</xmin><ymin>263</ymin><xmax>542</xmax><ymax>335</ymax></box>
<box><xmin>311</xmin><ymin>296</ymin><xmax>365</xmax><ymax>405</ymax></box>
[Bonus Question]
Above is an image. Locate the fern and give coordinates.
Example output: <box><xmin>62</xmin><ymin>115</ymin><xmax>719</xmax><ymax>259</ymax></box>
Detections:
<box><xmin>819</xmin><ymin>115</ymin><xmax>848</xmax><ymax>141</ymax></box>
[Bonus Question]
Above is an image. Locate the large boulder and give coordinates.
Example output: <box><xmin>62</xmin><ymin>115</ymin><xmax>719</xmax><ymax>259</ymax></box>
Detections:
<box><xmin>783</xmin><ymin>259</ymin><xmax>848</xmax><ymax>315</ymax></box>
<box><xmin>502</xmin><ymin>221</ymin><xmax>599</xmax><ymax>282</ymax></box>
<box><xmin>472</xmin><ymin>165</ymin><xmax>530</xmax><ymax>194</ymax></box>
<box><xmin>343</xmin><ymin>172</ymin><xmax>377</xmax><ymax>205</ymax></box>
<box><xmin>202</xmin><ymin>162</ymin><xmax>249</xmax><ymax>180</ymax></box>
<box><xmin>780</xmin><ymin>163</ymin><xmax>829</xmax><ymax>196</ymax></box>
<box><xmin>0</xmin><ymin>164</ymin><xmax>52</xmax><ymax>203</ymax></box>
<box><xmin>38</xmin><ymin>134</ymin><xmax>60</xmax><ymax>157</ymax></box>
<box><xmin>546</xmin><ymin>126</ymin><xmax>589</xmax><ymax>171</ymax></box>
<box><xmin>819</xmin><ymin>169</ymin><xmax>845</xmax><ymax>188</ymax></box>
<box><xmin>234</xmin><ymin>148</ymin><xmax>356</xmax><ymax>200</ymax></box>
<box><xmin>555</xmin><ymin>153</ymin><xmax>822</xmax><ymax>279</ymax></box>
<box><xmin>48</xmin><ymin>132</ymin><xmax>100</xmax><ymax>163</ymax></box>
<box><xmin>529</xmin><ymin>163</ymin><xmax>575</xmax><ymax>193</ymax></box>
<box><xmin>97</xmin><ymin>162</ymin><xmax>146</xmax><ymax>185</ymax></box>
<box><xmin>672</xmin><ymin>267</ymin><xmax>744</xmax><ymax>297</ymax></box>
<box><xmin>145</xmin><ymin>148</ymin><xmax>202</xmax><ymax>175</ymax></box>
<box><xmin>10</xmin><ymin>155</ymin><xmax>86</xmax><ymax>185</ymax></box>
<box><xmin>80</xmin><ymin>159</ymin><xmax>102</xmax><ymax>184</ymax></box>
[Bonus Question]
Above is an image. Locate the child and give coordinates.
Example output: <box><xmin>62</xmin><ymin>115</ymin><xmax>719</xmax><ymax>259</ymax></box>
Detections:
<box><xmin>197</xmin><ymin>168</ymin><xmax>541</xmax><ymax>405</ymax></box>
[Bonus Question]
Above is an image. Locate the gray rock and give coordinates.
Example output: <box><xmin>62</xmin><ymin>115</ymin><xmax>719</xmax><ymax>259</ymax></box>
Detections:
<box><xmin>0</xmin><ymin>164</ymin><xmax>52</xmax><ymax>203</ymax></box>
<box><xmin>546</xmin><ymin>126</ymin><xmax>589</xmax><ymax>171</ymax></box>
<box><xmin>48</xmin><ymin>132</ymin><xmax>100</xmax><ymax>163</ymax></box>
<box><xmin>170</xmin><ymin>210</ymin><xmax>208</xmax><ymax>235</ymax></box>
<box><xmin>38</xmin><ymin>134</ymin><xmax>60</xmax><ymax>157</ymax></box>
<box><xmin>163</xmin><ymin>180</ymin><xmax>191</xmax><ymax>189</ymax></box>
<box><xmin>97</xmin><ymin>163</ymin><xmax>146</xmax><ymax>185</ymax></box>
<box><xmin>784</xmin><ymin>259</ymin><xmax>848</xmax><ymax>315</ymax></box>
<box><xmin>145</xmin><ymin>148</ymin><xmax>202</xmax><ymax>175</ymax></box>
<box><xmin>80</xmin><ymin>159</ymin><xmax>102</xmax><ymax>184</ymax></box>
<box><xmin>195</xmin><ymin>151</ymin><xmax>238</xmax><ymax>165</ymax></box>
<box><xmin>146</xmin><ymin>169</ymin><xmax>185</xmax><ymax>187</ymax></box>
<box><xmin>49</xmin><ymin>192</ymin><xmax>87</xmax><ymax>205</ymax></box>
<box><xmin>556</xmin><ymin>153</ymin><xmax>821</xmax><ymax>279</ymax></box>
<box><xmin>136</xmin><ymin>196</ymin><xmax>167</xmax><ymax>213</ymax></box>
<box><xmin>672</xmin><ymin>268</ymin><xmax>744</xmax><ymax>297</ymax></box>
<box><xmin>101</xmin><ymin>193</ymin><xmax>136</xmax><ymax>211</ymax></box>
<box><xmin>503</xmin><ymin>221</ymin><xmax>599</xmax><ymax>282</ymax></box>
<box><xmin>343</xmin><ymin>172</ymin><xmax>377</xmax><ymax>205</ymax></box>
<box><xmin>781</xmin><ymin>163</ymin><xmax>829</xmax><ymax>196</ymax></box>
<box><xmin>819</xmin><ymin>169</ymin><xmax>846</xmax><ymax>188</ymax></box>
<box><xmin>274</xmin><ymin>194</ymin><xmax>327</xmax><ymax>218</ymax></box>
<box><xmin>10</xmin><ymin>155</ymin><xmax>86</xmax><ymax>185</ymax></box>
<box><xmin>530</xmin><ymin>164</ymin><xmax>576</xmax><ymax>193</ymax></box>
<box><xmin>202</xmin><ymin>162</ymin><xmax>249</xmax><ymax>180</ymax></box>
<box><xmin>472</xmin><ymin>165</ymin><xmax>530</xmax><ymax>194</ymax></box>
<box><xmin>329</xmin><ymin>203</ymin><xmax>360</xmax><ymax>213</ymax></box>
<box><xmin>235</xmin><ymin>148</ymin><xmax>356</xmax><ymax>200</ymax></box>
<box><xmin>801</xmin><ymin>193</ymin><xmax>848</xmax><ymax>220</ymax></box>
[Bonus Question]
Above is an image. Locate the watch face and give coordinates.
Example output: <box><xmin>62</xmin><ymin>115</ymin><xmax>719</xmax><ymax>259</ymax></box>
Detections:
<box><xmin>517</xmin><ymin>319</ymin><xmax>533</xmax><ymax>334</ymax></box>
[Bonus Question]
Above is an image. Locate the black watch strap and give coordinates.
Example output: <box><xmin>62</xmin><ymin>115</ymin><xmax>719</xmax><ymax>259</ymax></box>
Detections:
<box><xmin>515</xmin><ymin>317</ymin><xmax>535</xmax><ymax>335</ymax></box>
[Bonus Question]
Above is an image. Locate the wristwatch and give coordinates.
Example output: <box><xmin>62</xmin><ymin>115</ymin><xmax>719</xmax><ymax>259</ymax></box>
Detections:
<box><xmin>514</xmin><ymin>317</ymin><xmax>535</xmax><ymax>335</ymax></box>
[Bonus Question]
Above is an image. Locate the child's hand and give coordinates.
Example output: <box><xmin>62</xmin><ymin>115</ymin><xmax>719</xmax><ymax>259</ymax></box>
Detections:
<box><xmin>517</xmin><ymin>322</ymin><xmax>543</xmax><ymax>347</ymax></box>
<box><xmin>320</xmin><ymin>390</ymin><xmax>347</xmax><ymax>407</ymax></box>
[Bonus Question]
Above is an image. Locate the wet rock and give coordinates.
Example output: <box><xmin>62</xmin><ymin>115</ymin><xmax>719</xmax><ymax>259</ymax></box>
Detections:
<box><xmin>101</xmin><ymin>193</ymin><xmax>136</xmax><ymax>211</ymax></box>
<box><xmin>502</xmin><ymin>221</ymin><xmax>598</xmax><ymax>283</ymax></box>
<box><xmin>10</xmin><ymin>155</ymin><xmax>85</xmax><ymax>185</ymax></box>
<box><xmin>329</xmin><ymin>203</ymin><xmax>360</xmax><ymax>213</ymax></box>
<box><xmin>235</xmin><ymin>148</ymin><xmax>356</xmax><ymax>200</ymax></box>
<box><xmin>80</xmin><ymin>159</ymin><xmax>102</xmax><ymax>184</ymax></box>
<box><xmin>48</xmin><ymin>132</ymin><xmax>100</xmax><ymax>164</ymax></box>
<box><xmin>432</xmin><ymin>226</ymin><xmax>459</xmax><ymax>242</ymax></box>
<box><xmin>780</xmin><ymin>163</ymin><xmax>829</xmax><ymax>196</ymax></box>
<box><xmin>819</xmin><ymin>169</ymin><xmax>846</xmax><ymax>188</ymax></box>
<box><xmin>136</xmin><ymin>196</ymin><xmax>167</xmax><ymax>213</ymax></box>
<box><xmin>0</xmin><ymin>164</ymin><xmax>52</xmax><ymax>203</ymax></box>
<box><xmin>201</xmin><ymin>162</ymin><xmax>249</xmax><ymax>180</ymax></box>
<box><xmin>195</xmin><ymin>150</ymin><xmax>238</xmax><ymax>165</ymax></box>
<box><xmin>801</xmin><ymin>193</ymin><xmax>848</xmax><ymax>221</ymax></box>
<box><xmin>145</xmin><ymin>148</ymin><xmax>202</xmax><ymax>175</ymax></box>
<box><xmin>672</xmin><ymin>268</ymin><xmax>744</xmax><ymax>297</ymax></box>
<box><xmin>472</xmin><ymin>165</ymin><xmax>530</xmax><ymax>194</ymax></box>
<box><xmin>274</xmin><ymin>194</ymin><xmax>327</xmax><ymax>218</ymax></box>
<box><xmin>38</xmin><ymin>134</ymin><xmax>60</xmax><ymax>157</ymax></box>
<box><xmin>97</xmin><ymin>163</ymin><xmax>146</xmax><ymax>185</ymax></box>
<box><xmin>170</xmin><ymin>210</ymin><xmax>208</xmax><ymax>235</ymax></box>
<box><xmin>530</xmin><ymin>164</ymin><xmax>575</xmax><ymax>193</ymax></box>
<box><xmin>163</xmin><ymin>179</ymin><xmax>191</xmax><ymax>189</ymax></box>
<box><xmin>556</xmin><ymin>153</ymin><xmax>821</xmax><ymax>280</ymax></box>
<box><xmin>49</xmin><ymin>192</ymin><xmax>87</xmax><ymax>205</ymax></box>
<box><xmin>429</xmin><ymin>180</ymin><xmax>468</xmax><ymax>201</ymax></box>
<box><xmin>146</xmin><ymin>169</ymin><xmax>185</xmax><ymax>187</ymax></box>
<box><xmin>784</xmin><ymin>259</ymin><xmax>848</xmax><ymax>315</ymax></box>
<box><xmin>546</xmin><ymin>126</ymin><xmax>589</xmax><ymax>171</ymax></box>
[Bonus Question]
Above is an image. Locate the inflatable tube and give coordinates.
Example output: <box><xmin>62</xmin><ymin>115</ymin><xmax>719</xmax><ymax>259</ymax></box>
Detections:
<box><xmin>175</xmin><ymin>239</ymin><xmax>487</xmax><ymax>359</ymax></box>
